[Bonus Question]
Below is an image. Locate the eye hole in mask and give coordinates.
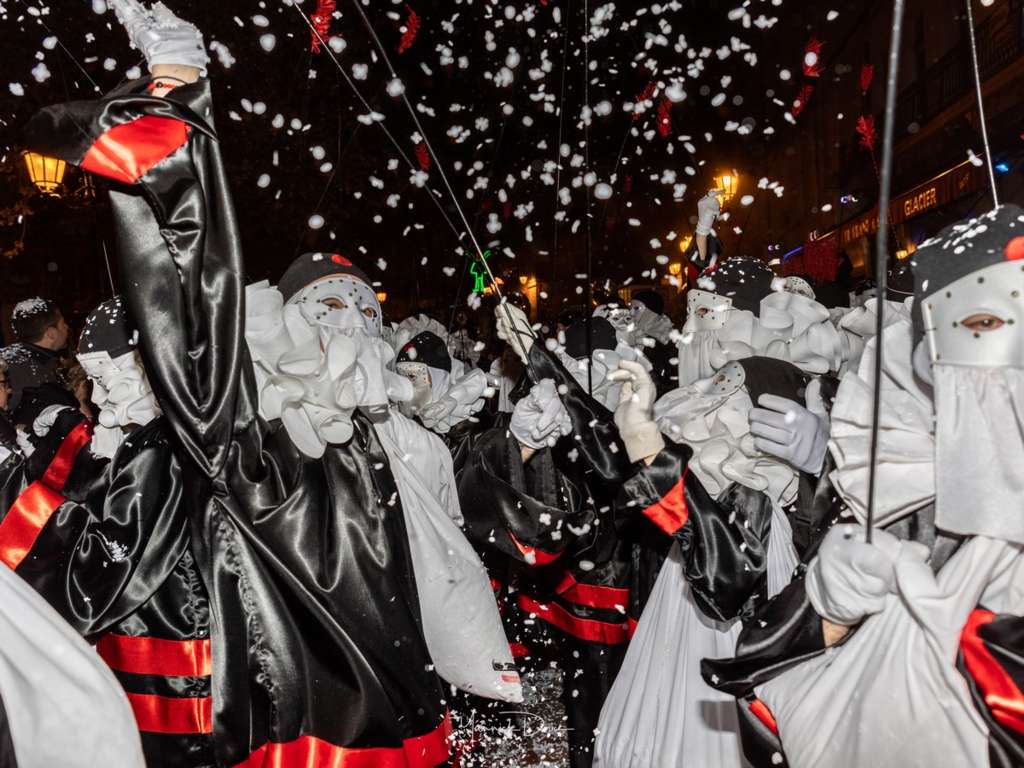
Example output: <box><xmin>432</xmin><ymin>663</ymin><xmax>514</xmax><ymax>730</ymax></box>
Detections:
<box><xmin>319</xmin><ymin>296</ymin><xmax>379</xmax><ymax>321</ymax></box>
<box><xmin>959</xmin><ymin>312</ymin><xmax>1005</xmax><ymax>332</ymax></box>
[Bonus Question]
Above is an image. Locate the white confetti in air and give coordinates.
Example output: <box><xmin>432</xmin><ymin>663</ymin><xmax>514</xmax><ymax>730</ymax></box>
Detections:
<box><xmin>31</xmin><ymin>63</ymin><xmax>51</xmax><ymax>83</ymax></box>
<box><xmin>92</xmin><ymin>0</ymin><xmax>107</xmax><ymax>13</ymax></box>
<box><xmin>8</xmin><ymin>83</ymin><xmax>24</xmax><ymax>96</ymax></box>
<box><xmin>740</xmin><ymin>194</ymin><xmax>755</xmax><ymax>206</ymax></box>
<box><xmin>968</xmin><ymin>149</ymin><xmax>984</xmax><ymax>167</ymax></box>
<box><xmin>42</xmin><ymin>36</ymin><xmax>58</xmax><ymax>50</ymax></box>
<box><xmin>779</xmin><ymin>69</ymin><xmax>792</xmax><ymax>81</ymax></box>
<box><xmin>594</xmin><ymin>183</ymin><xmax>613</xmax><ymax>200</ymax></box>
<box><xmin>308</xmin><ymin>214</ymin><xmax>325</xmax><ymax>230</ymax></box>
<box><xmin>259</xmin><ymin>34</ymin><xmax>276</xmax><ymax>52</ymax></box>
<box><xmin>125</xmin><ymin>66</ymin><xmax>142</xmax><ymax>80</ymax></box>
<box><xmin>386</xmin><ymin>78</ymin><xmax>405</xmax><ymax>97</ymax></box>
<box><xmin>329</xmin><ymin>37</ymin><xmax>347</xmax><ymax>54</ymax></box>
<box><xmin>827</xmin><ymin>10</ymin><xmax>840</xmax><ymax>20</ymax></box>
<box><xmin>257</xmin><ymin>174</ymin><xmax>271</xmax><ymax>189</ymax></box>
<box><xmin>353</xmin><ymin>63</ymin><xmax>369</xmax><ymax>80</ymax></box>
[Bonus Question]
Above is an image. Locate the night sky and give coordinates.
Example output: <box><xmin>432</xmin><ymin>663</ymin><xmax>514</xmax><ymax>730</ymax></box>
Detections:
<box><xmin>0</xmin><ymin>0</ymin><xmax>867</xmax><ymax>328</ymax></box>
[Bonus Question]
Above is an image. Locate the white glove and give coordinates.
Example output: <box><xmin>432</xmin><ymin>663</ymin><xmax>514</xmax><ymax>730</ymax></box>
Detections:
<box><xmin>33</xmin><ymin>405</ymin><xmax>76</xmax><ymax>438</ymax></box>
<box><xmin>748</xmin><ymin>378</ymin><xmax>830</xmax><ymax>474</ymax></box>
<box><xmin>695</xmin><ymin>190</ymin><xmax>722</xmax><ymax>236</ymax></box>
<box><xmin>608</xmin><ymin>360</ymin><xmax>665</xmax><ymax>463</ymax></box>
<box><xmin>510</xmin><ymin>379</ymin><xmax>571</xmax><ymax>449</ymax></box>
<box><xmin>806</xmin><ymin>524</ymin><xmax>928</xmax><ymax>626</ymax></box>
<box><xmin>110</xmin><ymin>0</ymin><xmax>209</xmax><ymax>76</ymax></box>
<box><xmin>495</xmin><ymin>303</ymin><xmax>535</xmax><ymax>366</ymax></box>
<box><xmin>15</xmin><ymin>428</ymin><xmax>35</xmax><ymax>459</ymax></box>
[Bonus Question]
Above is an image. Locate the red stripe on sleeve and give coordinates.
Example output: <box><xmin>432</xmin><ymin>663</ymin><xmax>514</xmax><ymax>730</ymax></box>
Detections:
<box><xmin>961</xmin><ymin>609</ymin><xmax>1024</xmax><ymax>735</ymax></box>
<box><xmin>81</xmin><ymin>116</ymin><xmax>189</xmax><ymax>185</ymax></box>
<box><xmin>508</xmin><ymin>531</ymin><xmax>563</xmax><ymax>566</ymax></box>
<box><xmin>97</xmin><ymin>633</ymin><xmax>212</xmax><ymax>678</ymax></box>
<box><xmin>641</xmin><ymin>472</ymin><xmax>689</xmax><ymax>536</ymax></box>
<box><xmin>749</xmin><ymin>698</ymin><xmax>780</xmax><ymax>736</ymax></box>
<box><xmin>0</xmin><ymin>421</ymin><xmax>93</xmax><ymax>570</ymax></box>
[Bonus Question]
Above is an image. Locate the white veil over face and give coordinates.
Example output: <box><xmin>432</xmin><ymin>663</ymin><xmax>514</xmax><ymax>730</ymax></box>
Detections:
<box><xmin>243</xmin><ymin>278</ymin><xmax>413</xmax><ymax>458</ymax></box>
<box><xmin>655</xmin><ymin>362</ymin><xmax>799</xmax><ymax>507</ymax></box>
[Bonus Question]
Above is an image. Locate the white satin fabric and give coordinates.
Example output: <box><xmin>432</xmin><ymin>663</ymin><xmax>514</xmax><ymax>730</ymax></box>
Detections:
<box><xmin>396</xmin><ymin>361</ymin><xmax>491</xmax><ymax>435</ymax></box>
<box><xmin>828</xmin><ymin>320</ymin><xmax>937</xmax><ymax>528</ymax></box>
<box><xmin>0</xmin><ymin>563</ymin><xmax>145</xmax><ymax>768</ymax></box>
<box><xmin>655</xmin><ymin>383</ymin><xmax>799</xmax><ymax>508</ymax></box>
<box><xmin>760</xmin><ymin>536</ymin><xmax>1024</xmax><ymax>768</ymax></box>
<box><xmin>77</xmin><ymin>350</ymin><xmax>161</xmax><ymax>459</ymax></box>
<box><xmin>244</xmin><ymin>280</ymin><xmax>412</xmax><ymax>458</ymax></box>
<box><xmin>594</xmin><ymin>506</ymin><xmax>798</xmax><ymax>768</ymax></box>
<box><xmin>832</xmin><ymin>297</ymin><xmax>913</xmax><ymax>375</ymax></box>
<box><xmin>934</xmin><ymin>364</ymin><xmax>1024</xmax><ymax>544</ymax></box>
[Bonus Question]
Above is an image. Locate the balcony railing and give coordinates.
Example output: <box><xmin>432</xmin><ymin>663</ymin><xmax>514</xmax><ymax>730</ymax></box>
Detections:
<box><xmin>895</xmin><ymin>9</ymin><xmax>1024</xmax><ymax>133</ymax></box>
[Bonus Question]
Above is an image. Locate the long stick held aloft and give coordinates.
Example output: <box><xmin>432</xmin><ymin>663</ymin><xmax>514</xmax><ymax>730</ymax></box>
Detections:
<box><xmin>865</xmin><ymin>0</ymin><xmax>906</xmax><ymax>543</ymax></box>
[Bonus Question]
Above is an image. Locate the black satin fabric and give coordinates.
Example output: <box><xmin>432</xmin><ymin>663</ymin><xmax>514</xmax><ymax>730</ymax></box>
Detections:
<box><xmin>701</xmin><ymin>574</ymin><xmax>825</xmax><ymax>698</ymax></box>
<box><xmin>29</xmin><ymin>79</ymin><xmax>446</xmax><ymax>765</ymax></box>
<box><xmin>958</xmin><ymin>612</ymin><xmax>1024</xmax><ymax>768</ymax></box>
<box><xmin>526</xmin><ymin>345</ymin><xmax>634</xmax><ymax>505</ymax></box>
<box><xmin>17</xmin><ymin>418</ymin><xmax>188</xmax><ymax>636</ymax></box>
<box><xmin>617</xmin><ymin>442</ymin><xmax>773</xmax><ymax>622</ymax></box>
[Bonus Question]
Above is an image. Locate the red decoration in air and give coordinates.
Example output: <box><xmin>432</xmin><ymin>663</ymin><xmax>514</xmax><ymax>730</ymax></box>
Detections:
<box><xmin>398</xmin><ymin>5</ymin><xmax>421</xmax><ymax>55</ymax></box>
<box><xmin>1005</xmin><ymin>237</ymin><xmax>1024</xmax><ymax>261</ymax></box>
<box><xmin>309</xmin><ymin>0</ymin><xmax>335</xmax><ymax>53</ymax></box>
<box><xmin>331</xmin><ymin>254</ymin><xmax>352</xmax><ymax>266</ymax></box>
<box><xmin>794</xmin><ymin>235</ymin><xmax>842</xmax><ymax>284</ymax></box>
<box><xmin>633</xmin><ymin>81</ymin><xmax>657</xmax><ymax>120</ymax></box>
<box><xmin>860</xmin><ymin>63</ymin><xmax>874</xmax><ymax>95</ymax></box>
<box><xmin>656</xmin><ymin>98</ymin><xmax>673</xmax><ymax>137</ymax></box>
<box><xmin>415</xmin><ymin>142</ymin><xmax>431</xmax><ymax>171</ymax></box>
<box><xmin>791</xmin><ymin>84</ymin><xmax>815</xmax><ymax>118</ymax></box>
<box><xmin>856</xmin><ymin>114</ymin><xmax>877</xmax><ymax>153</ymax></box>
<box><xmin>802</xmin><ymin>38</ymin><xmax>823</xmax><ymax>78</ymax></box>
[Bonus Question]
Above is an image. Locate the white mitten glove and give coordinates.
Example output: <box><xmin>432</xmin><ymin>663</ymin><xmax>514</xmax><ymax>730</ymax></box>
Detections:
<box><xmin>510</xmin><ymin>379</ymin><xmax>571</xmax><ymax>449</ymax></box>
<box><xmin>608</xmin><ymin>360</ymin><xmax>665</xmax><ymax>463</ymax></box>
<box><xmin>110</xmin><ymin>0</ymin><xmax>209</xmax><ymax>76</ymax></box>
<box><xmin>695</xmin><ymin>190</ymin><xmax>722</xmax><ymax>236</ymax></box>
<box><xmin>33</xmin><ymin>405</ymin><xmax>75</xmax><ymax>438</ymax></box>
<box><xmin>806</xmin><ymin>524</ymin><xmax>928</xmax><ymax>626</ymax></box>
<box><xmin>748</xmin><ymin>378</ymin><xmax>830</xmax><ymax>474</ymax></box>
<box><xmin>15</xmin><ymin>428</ymin><xmax>35</xmax><ymax>459</ymax></box>
<box><xmin>495</xmin><ymin>303</ymin><xmax>535</xmax><ymax>366</ymax></box>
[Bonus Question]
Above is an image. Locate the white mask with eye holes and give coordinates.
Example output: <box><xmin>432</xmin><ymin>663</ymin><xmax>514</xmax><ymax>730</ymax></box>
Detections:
<box><xmin>77</xmin><ymin>350</ymin><xmax>161</xmax><ymax>459</ymax></box>
<box><xmin>293</xmin><ymin>275</ymin><xmax>383</xmax><ymax>337</ymax></box>
<box><xmin>920</xmin><ymin>259</ymin><xmax>1024</xmax><ymax>544</ymax></box>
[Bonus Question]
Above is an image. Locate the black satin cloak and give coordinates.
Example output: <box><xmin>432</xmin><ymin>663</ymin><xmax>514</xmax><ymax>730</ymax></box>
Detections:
<box><xmin>27</xmin><ymin>79</ymin><xmax>447</xmax><ymax>767</ymax></box>
<box><xmin>0</xmin><ymin>411</ymin><xmax>213</xmax><ymax>767</ymax></box>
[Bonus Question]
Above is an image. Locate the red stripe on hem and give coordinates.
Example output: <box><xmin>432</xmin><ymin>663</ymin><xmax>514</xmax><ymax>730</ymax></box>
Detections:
<box><xmin>98</xmin><ymin>633</ymin><xmax>212</xmax><ymax>678</ymax></box>
<box><xmin>81</xmin><ymin>116</ymin><xmax>189</xmax><ymax>185</ymax></box>
<box><xmin>518</xmin><ymin>594</ymin><xmax>629</xmax><ymax>645</ymax></box>
<box><xmin>125</xmin><ymin>692</ymin><xmax>212</xmax><ymax>735</ymax></box>
<box><xmin>748</xmin><ymin>698</ymin><xmax>779</xmax><ymax>736</ymax></box>
<box><xmin>235</xmin><ymin>712</ymin><xmax>452</xmax><ymax>768</ymax></box>
<box><xmin>555</xmin><ymin>572</ymin><xmax>629</xmax><ymax>611</ymax></box>
<box><xmin>961</xmin><ymin>609</ymin><xmax>1024</xmax><ymax>736</ymax></box>
<box><xmin>508</xmin><ymin>531</ymin><xmax>562</xmax><ymax>566</ymax></box>
<box><xmin>641</xmin><ymin>471</ymin><xmax>689</xmax><ymax>535</ymax></box>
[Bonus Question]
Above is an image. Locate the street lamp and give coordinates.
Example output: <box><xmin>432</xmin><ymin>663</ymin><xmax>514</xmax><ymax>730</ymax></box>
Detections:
<box><xmin>713</xmin><ymin>170</ymin><xmax>740</xmax><ymax>206</ymax></box>
<box><xmin>23</xmin><ymin>151</ymin><xmax>66</xmax><ymax>195</ymax></box>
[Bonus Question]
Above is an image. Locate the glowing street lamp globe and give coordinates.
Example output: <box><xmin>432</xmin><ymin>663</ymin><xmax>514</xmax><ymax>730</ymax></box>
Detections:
<box><xmin>23</xmin><ymin>151</ymin><xmax>66</xmax><ymax>195</ymax></box>
<box><xmin>713</xmin><ymin>170</ymin><xmax>740</xmax><ymax>205</ymax></box>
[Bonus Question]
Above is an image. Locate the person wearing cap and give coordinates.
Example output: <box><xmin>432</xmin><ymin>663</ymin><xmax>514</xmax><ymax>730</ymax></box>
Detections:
<box><xmin>0</xmin><ymin>297</ymin><xmax>77</xmax><ymax>428</ymax></box>
<box><xmin>0</xmin><ymin>296</ymin><xmax>214</xmax><ymax>767</ymax></box>
<box><xmin>701</xmin><ymin>205</ymin><xmax>1024</xmax><ymax>768</ymax></box>
<box><xmin>25</xmin><ymin>5</ymin><xmax>457</xmax><ymax>765</ymax></box>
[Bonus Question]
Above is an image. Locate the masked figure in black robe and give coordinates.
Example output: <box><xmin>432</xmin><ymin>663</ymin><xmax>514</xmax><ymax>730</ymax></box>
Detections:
<box><xmin>24</xmin><ymin>4</ymin><xmax>450</xmax><ymax>765</ymax></box>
